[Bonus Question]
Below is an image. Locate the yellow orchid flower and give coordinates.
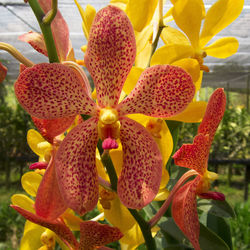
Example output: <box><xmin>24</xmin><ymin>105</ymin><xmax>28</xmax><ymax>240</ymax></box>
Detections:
<box><xmin>153</xmin><ymin>0</ymin><xmax>244</xmax><ymax>71</ymax></box>
<box><xmin>27</xmin><ymin>129</ymin><xmax>53</xmax><ymax>163</ymax></box>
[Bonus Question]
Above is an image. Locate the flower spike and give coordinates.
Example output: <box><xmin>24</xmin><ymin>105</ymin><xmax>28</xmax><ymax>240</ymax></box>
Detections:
<box><xmin>172</xmin><ymin>88</ymin><xmax>226</xmax><ymax>250</ymax></box>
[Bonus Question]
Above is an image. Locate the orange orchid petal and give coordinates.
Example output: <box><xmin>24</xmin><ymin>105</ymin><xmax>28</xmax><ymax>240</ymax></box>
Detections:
<box><xmin>172</xmin><ymin>176</ymin><xmax>201</xmax><ymax>250</ymax></box>
<box><xmin>35</xmin><ymin>157</ymin><xmax>67</xmax><ymax>220</ymax></box>
<box><xmin>19</xmin><ymin>32</ymin><xmax>48</xmax><ymax>57</ymax></box>
<box><xmin>55</xmin><ymin>117</ymin><xmax>99</xmax><ymax>215</ymax></box>
<box><xmin>14</xmin><ymin>63</ymin><xmax>97</xmax><ymax>119</ymax></box>
<box><xmin>79</xmin><ymin>221</ymin><xmax>123</xmax><ymax>250</ymax></box>
<box><xmin>173</xmin><ymin>134</ymin><xmax>210</xmax><ymax>176</ymax></box>
<box><xmin>198</xmin><ymin>88</ymin><xmax>226</xmax><ymax>146</ymax></box>
<box><xmin>118</xmin><ymin>65</ymin><xmax>195</xmax><ymax>118</ymax></box>
<box><xmin>11</xmin><ymin>205</ymin><xmax>79</xmax><ymax>249</ymax></box>
<box><xmin>32</xmin><ymin>116</ymin><xmax>75</xmax><ymax>144</ymax></box>
<box><xmin>118</xmin><ymin>117</ymin><xmax>162</xmax><ymax>209</ymax></box>
<box><xmin>0</xmin><ymin>62</ymin><xmax>7</xmax><ymax>83</ymax></box>
<box><xmin>85</xmin><ymin>5</ymin><xmax>136</xmax><ymax>107</ymax></box>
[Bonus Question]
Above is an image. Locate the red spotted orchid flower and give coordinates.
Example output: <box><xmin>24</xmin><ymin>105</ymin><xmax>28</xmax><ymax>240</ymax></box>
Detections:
<box><xmin>11</xmin><ymin>204</ymin><xmax>123</xmax><ymax>250</ymax></box>
<box><xmin>14</xmin><ymin>5</ymin><xmax>195</xmax><ymax>215</ymax></box>
<box><xmin>171</xmin><ymin>88</ymin><xmax>226</xmax><ymax>250</ymax></box>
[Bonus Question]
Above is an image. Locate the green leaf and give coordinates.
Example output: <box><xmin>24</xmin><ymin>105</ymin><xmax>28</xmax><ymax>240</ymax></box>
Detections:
<box><xmin>197</xmin><ymin>199</ymin><xmax>236</xmax><ymax>218</ymax></box>
<box><xmin>158</xmin><ymin>217</ymin><xmax>192</xmax><ymax>248</ymax></box>
<box><xmin>199</xmin><ymin>223</ymin><xmax>230</xmax><ymax>250</ymax></box>
<box><xmin>159</xmin><ymin>217</ymin><xmax>230</xmax><ymax>250</ymax></box>
<box><xmin>205</xmin><ymin>213</ymin><xmax>233</xmax><ymax>250</ymax></box>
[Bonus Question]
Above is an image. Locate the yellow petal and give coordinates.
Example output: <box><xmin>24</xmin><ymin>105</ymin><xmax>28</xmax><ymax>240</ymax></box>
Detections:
<box><xmin>167</xmin><ymin>101</ymin><xmax>207</xmax><ymax>123</ymax></box>
<box><xmin>200</xmin><ymin>0</ymin><xmax>244</xmax><ymax>48</ymax></box>
<box><xmin>104</xmin><ymin>196</ymin><xmax>136</xmax><ymax>233</ymax></box>
<box><xmin>155</xmin><ymin>187</ymin><xmax>170</xmax><ymax>201</ymax></box>
<box><xmin>62</xmin><ymin>209</ymin><xmax>83</xmax><ymax>231</ymax></box>
<box><xmin>74</xmin><ymin>1</ymin><xmax>96</xmax><ymax>40</ymax></box>
<box><xmin>126</xmin><ymin>0</ymin><xmax>158</xmax><ymax>32</ymax></box>
<box><xmin>172</xmin><ymin>58</ymin><xmax>200</xmax><ymax>82</ymax></box>
<box><xmin>156</xmin><ymin>121</ymin><xmax>173</xmax><ymax>167</ymax></box>
<box><xmin>135</xmin><ymin>26</ymin><xmax>153</xmax><ymax>56</ymax></box>
<box><xmin>96</xmin><ymin>150</ymin><xmax>109</xmax><ymax>181</ymax></box>
<box><xmin>135</xmin><ymin>42</ymin><xmax>152</xmax><ymax>68</ymax></box>
<box><xmin>120</xmin><ymin>223</ymin><xmax>143</xmax><ymax>247</ymax></box>
<box><xmin>123</xmin><ymin>67</ymin><xmax>144</xmax><ymax>95</ymax></box>
<box><xmin>194</xmin><ymin>70</ymin><xmax>203</xmax><ymax>95</ymax></box>
<box><xmin>27</xmin><ymin>129</ymin><xmax>52</xmax><ymax>157</ymax></box>
<box><xmin>20</xmin><ymin>221</ymin><xmax>44</xmax><ymax>250</ymax></box>
<box><xmin>150</xmin><ymin>44</ymin><xmax>194</xmax><ymax>66</ymax></box>
<box><xmin>120</xmin><ymin>224</ymin><xmax>159</xmax><ymax>248</ymax></box>
<box><xmin>110</xmin><ymin>0</ymin><xmax>128</xmax><ymax>10</ymax></box>
<box><xmin>203</xmin><ymin>37</ymin><xmax>239</xmax><ymax>58</ymax></box>
<box><xmin>160</xmin><ymin>168</ymin><xmax>170</xmax><ymax>190</ymax></box>
<box><xmin>161</xmin><ymin>26</ymin><xmax>189</xmax><ymax>45</ymax></box>
<box><xmin>109</xmin><ymin>149</ymin><xmax>123</xmax><ymax>177</ymax></box>
<box><xmin>21</xmin><ymin>172</ymin><xmax>42</xmax><ymax>197</ymax></box>
<box><xmin>11</xmin><ymin>194</ymin><xmax>35</xmax><ymax>213</ymax></box>
<box><xmin>172</xmin><ymin>0</ymin><xmax>203</xmax><ymax>49</ymax></box>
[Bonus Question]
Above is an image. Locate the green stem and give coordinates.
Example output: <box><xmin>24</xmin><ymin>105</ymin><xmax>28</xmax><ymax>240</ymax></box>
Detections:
<box><xmin>43</xmin><ymin>0</ymin><xmax>58</xmax><ymax>25</ymax></box>
<box><xmin>147</xmin><ymin>0</ymin><xmax>165</xmax><ymax>67</ymax></box>
<box><xmin>100</xmin><ymin>151</ymin><xmax>156</xmax><ymax>250</ymax></box>
<box><xmin>101</xmin><ymin>151</ymin><xmax>118</xmax><ymax>191</ymax></box>
<box><xmin>28</xmin><ymin>0</ymin><xmax>59</xmax><ymax>63</ymax></box>
<box><xmin>128</xmin><ymin>209</ymin><xmax>157</xmax><ymax>250</ymax></box>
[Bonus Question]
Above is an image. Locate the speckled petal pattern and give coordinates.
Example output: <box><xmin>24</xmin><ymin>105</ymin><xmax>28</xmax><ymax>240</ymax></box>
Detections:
<box><xmin>172</xmin><ymin>176</ymin><xmax>201</xmax><ymax>250</ymax></box>
<box><xmin>32</xmin><ymin>116</ymin><xmax>75</xmax><ymax>143</ymax></box>
<box><xmin>79</xmin><ymin>221</ymin><xmax>123</xmax><ymax>250</ymax></box>
<box><xmin>55</xmin><ymin>117</ymin><xmax>99</xmax><ymax>215</ymax></box>
<box><xmin>198</xmin><ymin>88</ymin><xmax>226</xmax><ymax>146</ymax></box>
<box><xmin>118</xmin><ymin>117</ymin><xmax>162</xmax><ymax>209</ymax></box>
<box><xmin>11</xmin><ymin>205</ymin><xmax>79</xmax><ymax>249</ymax></box>
<box><xmin>14</xmin><ymin>63</ymin><xmax>97</xmax><ymax>119</ymax></box>
<box><xmin>173</xmin><ymin>134</ymin><xmax>210</xmax><ymax>176</ymax></box>
<box><xmin>85</xmin><ymin>5</ymin><xmax>136</xmax><ymax>107</ymax></box>
<box><xmin>117</xmin><ymin>65</ymin><xmax>195</xmax><ymax>117</ymax></box>
<box><xmin>35</xmin><ymin>157</ymin><xmax>67</xmax><ymax>220</ymax></box>
<box><xmin>19</xmin><ymin>32</ymin><xmax>48</xmax><ymax>57</ymax></box>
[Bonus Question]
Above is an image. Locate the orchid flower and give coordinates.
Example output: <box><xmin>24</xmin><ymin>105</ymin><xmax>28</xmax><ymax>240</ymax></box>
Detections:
<box><xmin>171</xmin><ymin>88</ymin><xmax>226</xmax><ymax>250</ymax></box>
<box><xmin>12</xmin><ymin>172</ymin><xmax>122</xmax><ymax>250</ymax></box>
<box><xmin>152</xmin><ymin>0</ymin><xmax>244</xmax><ymax>72</ymax></box>
<box><xmin>0</xmin><ymin>61</ymin><xmax>7</xmax><ymax>83</ymax></box>
<box><xmin>15</xmin><ymin>5</ymin><xmax>195</xmax><ymax>215</ymax></box>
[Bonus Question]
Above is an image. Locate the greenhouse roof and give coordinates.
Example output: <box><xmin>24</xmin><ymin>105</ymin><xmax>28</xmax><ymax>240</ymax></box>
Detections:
<box><xmin>0</xmin><ymin>0</ymin><xmax>250</xmax><ymax>92</ymax></box>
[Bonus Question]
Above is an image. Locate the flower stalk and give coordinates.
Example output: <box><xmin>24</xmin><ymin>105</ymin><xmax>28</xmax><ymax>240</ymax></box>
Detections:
<box><xmin>28</xmin><ymin>0</ymin><xmax>59</xmax><ymax>63</ymax></box>
<box><xmin>149</xmin><ymin>170</ymin><xmax>197</xmax><ymax>227</ymax></box>
<box><xmin>43</xmin><ymin>0</ymin><xmax>58</xmax><ymax>25</ymax></box>
<box><xmin>0</xmin><ymin>42</ymin><xmax>34</xmax><ymax>67</ymax></box>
